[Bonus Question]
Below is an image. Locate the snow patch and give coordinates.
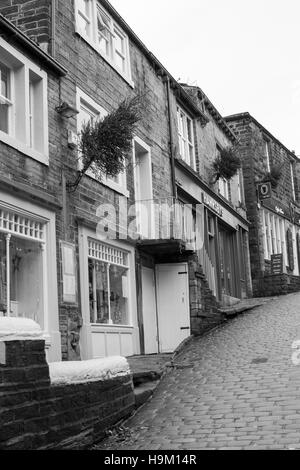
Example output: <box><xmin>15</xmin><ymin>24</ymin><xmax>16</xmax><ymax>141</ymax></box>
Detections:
<box><xmin>49</xmin><ymin>356</ymin><xmax>131</xmax><ymax>386</ymax></box>
<box><xmin>0</xmin><ymin>317</ymin><xmax>43</xmax><ymax>341</ymax></box>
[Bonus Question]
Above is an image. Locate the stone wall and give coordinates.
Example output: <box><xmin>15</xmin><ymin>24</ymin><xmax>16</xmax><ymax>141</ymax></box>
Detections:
<box><xmin>258</xmin><ymin>274</ymin><xmax>300</xmax><ymax>298</ymax></box>
<box><xmin>188</xmin><ymin>254</ymin><xmax>223</xmax><ymax>335</ymax></box>
<box><xmin>0</xmin><ymin>339</ymin><xmax>134</xmax><ymax>450</ymax></box>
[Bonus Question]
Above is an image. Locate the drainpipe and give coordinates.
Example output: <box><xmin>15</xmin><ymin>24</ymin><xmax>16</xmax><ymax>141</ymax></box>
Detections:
<box><xmin>165</xmin><ymin>76</ymin><xmax>177</xmax><ymax>199</ymax></box>
<box><xmin>50</xmin><ymin>0</ymin><xmax>56</xmax><ymax>57</ymax></box>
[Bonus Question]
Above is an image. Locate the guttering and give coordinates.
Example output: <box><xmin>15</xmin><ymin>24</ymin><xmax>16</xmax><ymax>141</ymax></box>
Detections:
<box><xmin>165</xmin><ymin>76</ymin><xmax>177</xmax><ymax>198</ymax></box>
<box><xmin>0</xmin><ymin>13</ymin><xmax>67</xmax><ymax>77</ymax></box>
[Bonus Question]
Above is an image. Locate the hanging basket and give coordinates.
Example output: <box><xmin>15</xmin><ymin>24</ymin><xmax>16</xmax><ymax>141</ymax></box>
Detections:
<box><xmin>212</xmin><ymin>146</ymin><xmax>241</xmax><ymax>181</ymax></box>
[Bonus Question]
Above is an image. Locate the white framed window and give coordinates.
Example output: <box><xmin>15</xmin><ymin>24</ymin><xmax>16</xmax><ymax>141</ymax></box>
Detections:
<box><xmin>75</xmin><ymin>0</ymin><xmax>133</xmax><ymax>87</ymax></box>
<box><xmin>177</xmin><ymin>105</ymin><xmax>196</xmax><ymax>169</ymax></box>
<box><xmin>218</xmin><ymin>177</ymin><xmax>231</xmax><ymax>201</ymax></box>
<box><xmin>264</xmin><ymin>139</ymin><xmax>271</xmax><ymax>173</ymax></box>
<box><xmin>290</xmin><ymin>162</ymin><xmax>296</xmax><ymax>200</ymax></box>
<box><xmin>261</xmin><ymin>208</ymin><xmax>288</xmax><ymax>265</ymax></box>
<box><xmin>0</xmin><ymin>37</ymin><xmax>48</xmax><ymax>165</ymax></box>
<box><xmin>88</xmin><ymin>239</ymin><xmax>129</xmax><ymax>325</ymax></box>
<box><xmin>76</xmin><ymin>88</ymin><xmax>128</xmax><ymax>197</ymax></box>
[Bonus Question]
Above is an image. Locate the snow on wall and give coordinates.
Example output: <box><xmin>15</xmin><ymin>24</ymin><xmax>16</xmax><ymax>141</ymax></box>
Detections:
<box><xmin>0</xmin><ymin>317</ymin><xmax>43</xmax><ymax>341</ymax></box>
<box><xmin>49</xmin><ymin>356</ymin><xmax>131</xmax><ymax>386</ymax></box>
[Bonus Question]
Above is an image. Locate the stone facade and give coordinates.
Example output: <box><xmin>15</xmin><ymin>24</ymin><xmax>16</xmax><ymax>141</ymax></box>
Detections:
<box><xmin>226</xmin><ymin>113</ymin><xmax>300</xmax><ymax>296</ymax></box>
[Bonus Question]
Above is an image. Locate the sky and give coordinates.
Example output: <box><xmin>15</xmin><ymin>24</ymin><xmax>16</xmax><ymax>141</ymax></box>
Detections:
<box><xmin>110</xmin><ymin>0</ymin><xmax>300</xmax><ymax>155</ymax></box>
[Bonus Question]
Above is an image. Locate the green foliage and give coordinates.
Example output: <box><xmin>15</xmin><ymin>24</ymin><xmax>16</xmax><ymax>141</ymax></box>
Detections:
<box><xmin>262</xmin><ymin>163</ymin><xmax>283</xmax><ymax>188</ymax></box>
<box><xmin>68</xmin><ymin>96</ymin><xmax>141</xmax><ymax>190</ymax></box>
<box><xmin>212</xmin><ymin>146</ymin><xmax>241</xmax><ymax>181</ymax></box>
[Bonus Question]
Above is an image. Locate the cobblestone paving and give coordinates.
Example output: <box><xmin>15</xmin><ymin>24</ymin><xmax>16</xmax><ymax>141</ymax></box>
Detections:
<box><xmin>95</xmin><ymin>293</ymin><xmax>300</xmax><ymax>450</ymax></box>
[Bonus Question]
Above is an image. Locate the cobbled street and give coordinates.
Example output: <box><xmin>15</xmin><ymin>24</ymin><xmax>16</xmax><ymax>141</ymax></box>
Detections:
<box><xmin>95</xmin><ymin>293</ymin><xmax>300</xmax><ymax>450</ymax></box>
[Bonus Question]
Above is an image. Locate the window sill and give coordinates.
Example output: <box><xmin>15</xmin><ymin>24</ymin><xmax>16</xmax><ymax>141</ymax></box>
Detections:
<box><xmin>75</xmin><ymin>28</ymin><xmax>134</xmax><ymax>89</ymax></box>
<box><xmin>0</xmin><ymin>131</ymin><xmax>49</xmax><ymax>166</ymax></box>
<box><xmin>91</xmin><ymin>324</ymin><xmax>134</xmax><ymax>330</ymax></box>
<box><xmin>84</xmin><ymin>171</ymin><xmax>129</xmax><ymax>197</ymax></box>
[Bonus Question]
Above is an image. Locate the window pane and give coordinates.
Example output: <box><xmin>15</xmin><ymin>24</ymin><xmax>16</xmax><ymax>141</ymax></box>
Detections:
<box><xmin>9</xmin><ymin>236</ymin><xmax>44</xmax><ymax>327</ymax></box>
<box><xmin>0</xmin><ymin>104</ymin><xmax>9</xmax><ymax>133</ymax></box>
<box><xmin>187</xmin><ymin>119</ymin><xmax>193</xmax><ymax>142</ymax></box>
<box><xmin>97</xmin><ymin>8</ymin><xmax>112</xmax><ymax>56</ymax></box>
<box><xmin>88</xmin><ymin>260</ymin><xmax>109</xmax><ymax>324</ymax></box>
<box><xmin>115</xmin><ymin>51</ymin><xmax>125</xmax><ymax>72</ymax></box>
<box><xmin>0</xmin><ymin>63</ymin><xmax>10</xmax><ymax>99</ymax></box>
<box><xmin>109</xmin><ymin>264</ymin><xmax>128</xmax><ymax>325</ymax></box>
<box><xmin>114</xmin><ymin>30</ymin><xmax>124</xmax><ymax>54</ymax></box>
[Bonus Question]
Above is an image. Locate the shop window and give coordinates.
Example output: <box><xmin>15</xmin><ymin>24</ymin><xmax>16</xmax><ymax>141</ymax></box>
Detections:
<box><xmin>0</xmin><ymin>219</ymin><xmax>45</xmax><ymax>327</ymax></box>
<box><xmin>88</xmin><ymin>239</ymin><xmax>129</xmax><ymax>326</ymax></box>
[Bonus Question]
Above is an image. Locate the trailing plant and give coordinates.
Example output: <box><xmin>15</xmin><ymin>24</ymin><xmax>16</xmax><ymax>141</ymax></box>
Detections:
<box><xmin>67</xmin><ymin>95</ymin><xmax>142</xmax><ymax>191</ymax></box>
<box><xmin>261</xmin><ymin>162</ymin><xmax>284</xmax><ymax>188</ymax></box>
<box><xmin>212</xmin><ymin>146</ymin><xmax>241</xmax><ymax>183</ymax></box>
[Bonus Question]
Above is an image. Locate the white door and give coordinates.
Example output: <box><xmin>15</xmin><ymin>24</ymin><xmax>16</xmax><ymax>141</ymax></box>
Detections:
<box><xmin>141</xmin><ymin>267</ymin><xmax>159</xmax><ymax>354</ymax></box>
<box><xmin>156</xmin><ymin>263</ymin><xmax>190</xmax><ymax>353</ymax></box>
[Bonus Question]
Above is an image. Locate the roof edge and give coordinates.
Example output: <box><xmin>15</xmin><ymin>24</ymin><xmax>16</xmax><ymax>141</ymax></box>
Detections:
<box><xmin>0</xmin><ymin>14</ymin><xmax>67</xmax><ymax>77</ymax></box>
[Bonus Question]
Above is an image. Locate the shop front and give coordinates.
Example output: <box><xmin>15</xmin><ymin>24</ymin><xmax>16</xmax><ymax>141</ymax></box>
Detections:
<box><xmin>0</xmin><ymin>190</ymin><xmax>61</xmax><ymax>361</ymax></box>
<box><xmin>202</xmin><ymin>193</ymin><xmax>250</xmax><ymax>304</ymax></box>
<box><xmin>78</xmin><ymin>224</ymin><xmax>139</xmax><ymax>359</ymax></box>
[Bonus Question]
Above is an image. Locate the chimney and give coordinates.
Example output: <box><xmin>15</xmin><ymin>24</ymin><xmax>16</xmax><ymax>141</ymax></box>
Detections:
<box><xmin>0</xmin><ymin>0</ymin><xmax>52</xmax><ymax>53</ymax></box>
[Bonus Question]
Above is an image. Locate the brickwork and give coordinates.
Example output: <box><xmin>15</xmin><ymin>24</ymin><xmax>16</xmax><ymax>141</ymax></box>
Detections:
<box><xmin>0</xmin><ymin>0</ymin><xmax>52</xmax><ymax>52</ymax></box>
<box><xmin>0</xmin><ymin>339</ymin><xmax>134</xmax><ymax>450</ymax></box>
<box><xmin>0</xmin><ymin>0</ymin><xmax>174</xmax><ymax>360</ymax></box>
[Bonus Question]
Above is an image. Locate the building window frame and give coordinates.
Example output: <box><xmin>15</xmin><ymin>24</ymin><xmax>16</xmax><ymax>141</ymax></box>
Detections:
<box><xmin>75</xmin><ymin>0</ymin><xmax>133</xmax><ymax>87</ymax></box>
<box><xmin>290</xmin><ymin>161</ymin><xmax>296</xmax><ymax>201</ymax></box>
<box><xmin>0</xmin><ymin>37</ymin><xmax>49</xmax><ymax>165</ymax></box>
<box><xmin>264</xmin><ymin>138</ymin><xmax>271</xmax><ymax>173</ymax></box>
<box><xmin>76</xmin><ymin>87</ymin><xmax>129</xmax><ymax>197</ymax></box>
<box><xmin>176</xmin><ymin>105</ymin><xmax>196</xmax><ymax>170</ymax></box>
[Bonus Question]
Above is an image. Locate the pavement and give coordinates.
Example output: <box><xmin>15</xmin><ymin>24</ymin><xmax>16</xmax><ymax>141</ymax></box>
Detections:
<box><xmin>94</xmin><ymin>292</ymin><xmax>300</xmax><ymax>450</ymax></box>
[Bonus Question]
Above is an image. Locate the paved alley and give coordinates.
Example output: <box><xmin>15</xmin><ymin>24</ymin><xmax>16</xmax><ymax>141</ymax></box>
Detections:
<box><xmin>95</xmin><ymin>293</ymin><xmax>300</xmax><ymax>450</ymax></box>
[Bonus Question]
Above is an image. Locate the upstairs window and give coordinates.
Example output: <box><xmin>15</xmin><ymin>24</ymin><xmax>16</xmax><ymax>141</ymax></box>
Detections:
<box><xmin>177</xmin><ymin>106</ymin><xmax>196</xmax><ymax>169</ymax></box>
<box><xmin>75</xmin><ymin>0</ymin><xmax>132</xmax><ymax>85</ymax></box>
<box><xmin>290</xmin><ymin>162</ymin><xmax>296</xmax><ymax>200</ymax></box>
<box><xmin>264</xmin><ymin>138</ymin><xmax>271</xmax><ymax>172</ymax></box>
<box><xmin>0</xmin><ymin>62</ymin><xmax>11</xmax><ymax>134</ymax></box>
<box><xmin>76</xmin><ymin>88</ymin><xmax>128</xmax><ymax>196</ymax></box>
<box><xmin>218</xmin><ymin>177</ymin><xmax>231</xmax><ymax>202</ymax></box>
<box><xmin>0</xmin><ymin>38</ymin><xmax>48</xmax><ymax>165</ymax></box>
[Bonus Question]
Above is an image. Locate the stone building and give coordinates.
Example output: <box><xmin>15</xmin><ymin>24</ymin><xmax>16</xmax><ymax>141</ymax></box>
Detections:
<box><xmin>0</xmin><ymin>0</ymin><xmax>252</xmax><ymax>361</ymax></box>
<box><xmin>225</xmin><ymin>112</ymin><xmax>300</xmax><ymax>297</ymax></box>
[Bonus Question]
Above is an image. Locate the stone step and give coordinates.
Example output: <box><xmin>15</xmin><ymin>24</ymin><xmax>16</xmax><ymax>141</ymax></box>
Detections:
<box><xmin>134</xmin><ymin>380</ymin><xmax>160</xmax><ymax>409</ymax></box>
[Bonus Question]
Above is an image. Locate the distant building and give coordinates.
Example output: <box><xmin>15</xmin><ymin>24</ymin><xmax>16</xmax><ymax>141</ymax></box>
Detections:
<box><xmin>226</xmin><ymin>112</ymin><xmax>300</xmax><ymax>297</ymax></box>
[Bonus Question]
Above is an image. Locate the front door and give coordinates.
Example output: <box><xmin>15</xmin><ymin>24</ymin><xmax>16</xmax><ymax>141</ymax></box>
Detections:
<box><xmin>156</xmin><ymin>263</ymin><xmax>190</xmax><ymax>353</ymax></box>
<box><xmin>141</xmin><ymin>267</ymin><xmax>159</xmax><ymax>354</ymax></box>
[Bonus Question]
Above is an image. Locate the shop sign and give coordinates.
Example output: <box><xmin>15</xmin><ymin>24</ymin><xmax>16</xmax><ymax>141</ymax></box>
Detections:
<box><xmin>202</xmin><ymin>193</ymin><xmax>223</xmax><ymax>217</ymax></box>
<box><xmin>257</xmin><ymin>182</ymin><xmax>271</xmax><ymax>200</ymax></box>
<box><xmin>270</xmin><ymin>254</ymin><xmax>283</xmax><ymax>275</ymax></box>
<box><xmin>262</xmin><ymin>199</ymin><xmax>290</xmax><ymax>221</ymax></box>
